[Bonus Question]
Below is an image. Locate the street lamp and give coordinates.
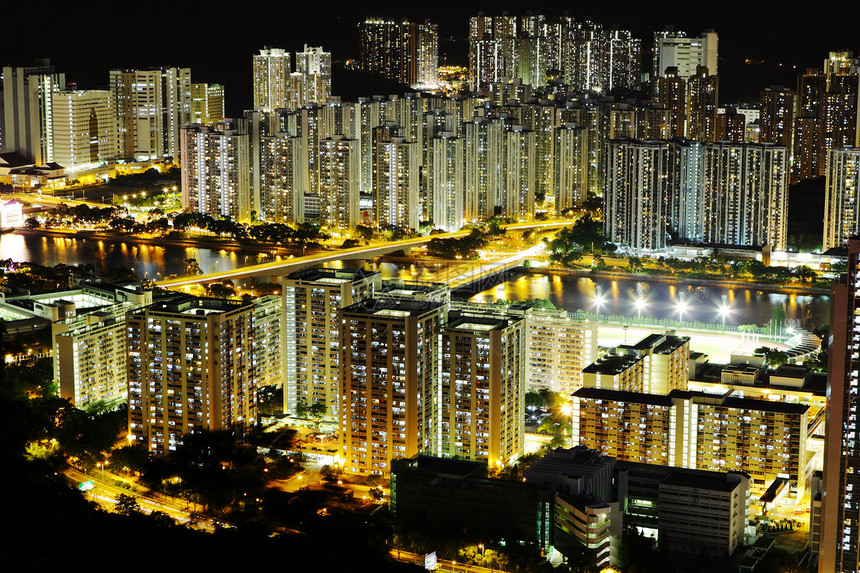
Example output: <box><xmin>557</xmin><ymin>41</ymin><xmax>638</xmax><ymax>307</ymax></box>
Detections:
<box><xmin>719</xmin><ymin>294</ymin><xmax>731</xmax><ymax>329</ymax></box>
<box><xmin>676</xmin><ymin>293</ymin><xmax>688</xmax><ymax>324</ymax></box>
<box><xmin>561</xmin><ymin>403</ymin><xmax>574</xmax><ymax>447</ymax></box>
<box><xmin>634</xmin><ymin>295</ymin><xmax>647</xmax><ymax>318</ymax></box>
<box><xmin>593</xmin><ymin>285</ymin><xmax>605</xmax><ymax>314</ymax></box>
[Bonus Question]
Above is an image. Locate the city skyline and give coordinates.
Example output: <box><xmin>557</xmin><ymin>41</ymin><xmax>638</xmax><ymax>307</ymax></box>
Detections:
<box><xmin>3</xmin><ymin>3</ymin><xmax>858</xmax><ymax>114</ymax></box>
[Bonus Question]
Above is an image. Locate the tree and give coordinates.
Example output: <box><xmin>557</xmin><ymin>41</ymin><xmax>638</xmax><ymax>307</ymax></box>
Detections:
<box><xmin>114</xmin><ymin>493</ymin><xmax>141</xmax><ymax>515</ymax></box>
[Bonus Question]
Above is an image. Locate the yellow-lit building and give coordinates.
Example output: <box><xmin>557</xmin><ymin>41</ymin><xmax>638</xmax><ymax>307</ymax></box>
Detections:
<box><xmin>439</xmin><ymin>311</ymin><xmax>525</xmax><ymax>465</ymax></box>
<box><xmin>339</xmin><ymin>298</ymin><xmax>443</xmax><ymax>476</ymax></box>
<box><xmin>126</xmin><ymin>297</ymin><xmax>257</xmax><ymax>455</ymax></box>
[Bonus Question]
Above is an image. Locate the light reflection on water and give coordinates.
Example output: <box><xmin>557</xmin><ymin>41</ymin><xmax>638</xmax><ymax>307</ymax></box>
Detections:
<box><xmin>469</xmin><ymin>272</ymin><xmax>829</xmax><ymax>331</ymax></box>
<box><xmin>0</xmin><ymin>233</ymin><xmax>830</xmax><ymax>330</ymax></box>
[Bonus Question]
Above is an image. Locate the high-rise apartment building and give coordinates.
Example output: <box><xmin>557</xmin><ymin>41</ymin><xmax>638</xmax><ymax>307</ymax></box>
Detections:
<box><xmin>2</xmin><ymin>59</ymin><xmax>66</xmax><ymax>165</ymax></box>
<box><xmin>604</xmin><ymin>138</ymin><xmax>673</xmax><ymax>252</ymax></box>
<box><xmin>280</xmin><ymin>267</ymin><xmax>378</xmax><ymax>416</ymax></box>
<box><xmin>513</xmin><ymin>305</ymin><xmax>598</xmax><ymax>395</ymax></box>
<box><xmin>702</xmin><ymin>142</ymin><xmax>789</xmax><ymax>250</ymax></box>
<box><xmin>760</xmin><ymin>86</ymin><xmax>795</xmax><ymax>148</ymax></box>
<box><xmin>254</xmin><ymin>294</ymin><xmax>284</xmax><ymax>393</ymax></box>
<box><xmin>359</xmin><ymin>19</ymin><xmax>439</xmax><ymax>89</ymax></box>
<box><xmin>572</xmin><ymin>388</ymin><xmax>808</xmax><ymax>495</ymax></box>
<box><xmin>653</xmin><ymin>29</ymin><xmax>718</xmax><ymax>79</ymax></box>
<box><xmin>190</xmin><ymin>83</ymin><xmax>225</xmax><ymax>125</ymax></box>
<box><xmin>373</xmin><ymin>131</ymin><xmax>419</xmax><ymax>230</ymax></box>
<box><xmin>253</xmin><ymin>48</ymin><xmax>290</xmax><ymax>111</ymax></box>
<box><xmin>553</xmin><ymin>123</ymin><xmax>589</xmax><ymax>213</ymax></box>
<box><xmin>340</xmin><ymin>297</ymin><xmax>444</xmax><ymax>476</ymax></box>
<box><xmin>259</xmin><ymin>131</ymin><xmax>300</xmax><ymax>223</ymax></box>
<box><xmin>51</xmin><ymin>281</ymin><xmax>152</xmax><ymax>409</ymax></box>
<box><xmin>51</xmin><ymin>90</ymin><xmax>117</xmax><ymax>175</ymax></box>
<box><xmin>180</xmin><ymin>119</ymin><xmax>251</xmax><ymax>222</ymax></box>
<box><xmin>655</xmin><ymin>68</ymin><xmax>686</xmax><ymax>138</ymax></box>
<box><xmin>823</xmin><ymin>147</ymin><xmax>860</xmax><ymax>250</ymax></box>
<box><xmin>295</xmin><ymin>45</ymin><xmax>332</xmax><ymax>106</ymax></box>
<box><xmin>319</xmin><ymin>134</ymin><xmax>360</xmax><ymax>229</ymax></box>
<box><xmin>127</xmin><ymin>297</ymin><xmax>257</xmax><ymax>456</ymax></box>
<box><xmin>820</xmin><ymin>238</ymin><xmax>860</xmax><ymax>571</ymax></box>
<box><xmin>110</xmin><ymin>67</ymin><xmax>191</xmax><ymax>162</ymax></box>
<box><xmin>439</xmin><ymin>311</ymin><xmax>525</xmax><ymax>465</ymax></box>
<box><xmin>429</xmin><ymin>131</ymin><xmax>464</xmax><ymax>231</ymax></box>
<box><xmin>686</xmin><ymin>66</ymin><xmax>718</xmax><ymax>141</ymax></box>
<box><xmin>582</xmin><ymin>332</ymin><xmax>690</xmax><ymax>395</ymax></box>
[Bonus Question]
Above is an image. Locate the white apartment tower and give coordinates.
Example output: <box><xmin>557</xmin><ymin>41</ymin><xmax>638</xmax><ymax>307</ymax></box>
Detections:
<box><xmin>702</xmin><ymin>142</ymin><xmax>788</xmax><ymax>250</ymax></box>
<box><xmin>109</xmin><ymin>67</ymin><xmax>191</xmax><ymax>162</ymax></box>
<box><xmin>280</xmin><ymin>267</ymin><xmax>379</xmax><ymax>417</ymax></box>
<box><xmin>181</xmin><ymin>120</ymin><xmax>251</xmax><ymax>222</ymax></box>
<box><xmin>604</xmin><ymin>139</ymin><xmax>671</xmax><ymax>252</ymax></box>
<box><xmin>295</xmin><ymin>45</ymin><xmax>332</xmax><ymax>106</ymax></box>
<box><xmin>374</xmin><ymin>133</ymin><xmax>419</xmax><ymax>230</ymax></box>
<box><xmin>654</xmin><ymin>30</ymin><xmax>718</xmax><ymax>79</ymax></box>
<box><xmin>823</xmin><ymin>147</ymin><xmax>860</xmax><ymax>250</ymax></box>
<box><xmin>2</xmin><ymin>60</ymin><xmax>66</xmax><ymax>165</ymax></box>
<box><xmin>51</xmin><ymin>90</ymin><xmax>117</xmax><ymax>174</ymax></box>
<box><xmin>319</xmin><ymin>134</ymin><xmax>360</xmax><ymax>229</ymax></box>
<box><xmin>429</xmin><ymin>132</ymin><xmax>465</xmax><ymax>231</ymax></box>
<box><xmin>253</xmin><ymin>48</ymin><xmax>290</xmax><ymax>111</ymax></box>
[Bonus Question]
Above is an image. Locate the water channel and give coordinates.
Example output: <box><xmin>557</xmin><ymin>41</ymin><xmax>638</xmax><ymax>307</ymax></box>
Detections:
<box><xmin>0</xmin><ymin>232</ymin><xmax>830</xmax><ymax>330</ymax></box>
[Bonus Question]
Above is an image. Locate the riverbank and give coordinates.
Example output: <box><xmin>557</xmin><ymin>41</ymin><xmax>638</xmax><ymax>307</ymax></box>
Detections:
<box><xmin>10</xmin><ymin>228</ymin><xmax>315</xmax><ymax>257</ymax></box>
<box><xmin>531</xmin><ymin>266</ymin><xmax>830</xmax><ymax>296</ymax></box>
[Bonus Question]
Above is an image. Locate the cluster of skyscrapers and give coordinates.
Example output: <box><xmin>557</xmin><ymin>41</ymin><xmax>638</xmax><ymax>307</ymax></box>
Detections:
<box><xmin>0</xmin><ymin>60</ymin><xmax>223</xmax><ymax>184</ymax></box>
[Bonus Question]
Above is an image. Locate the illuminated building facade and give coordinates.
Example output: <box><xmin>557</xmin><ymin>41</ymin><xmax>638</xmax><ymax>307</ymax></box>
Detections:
<box><xmin>429</xmin><ymin>131</ymin><xmax>464</xmax><ymax>232</ymax></box>
<box><xmin>359</xmin><ymin>19</ymin><xmax>439</xmax><ymax>89</ymax></box>
<box><xmin>280</xmin><ymin>267</ymin><xmax>378</xmax><ymax>416</ymax></box>
<box><xmin>604</xmin><ymin>139</ymin><xmax>673</xmax><ymax>252</ymax></box>
<box><xmin>319</xmin><ymin>134</ymin><xmax>360</xmax><ymax>229</ymax></box>
<box><xmin>127</xmin><ymin>297</ymin><xmax>257</xmax><ymax>456</ymax></box>
<box><xmin>51</xmin><ymin>282</ymin><xmax>152</xmax><ymax>409</ymax></box>
<box><xmin>572</xmin><ymin>388</ymin><xmax>808</xmax><ymax>496</ymax></box>
<box><xmin>819</xmin><ymin>238</ymin><xmax>860</xmax><ymax>572</ymax></box>
<box><xmin>190</xmin><ymin>83</ymin><xmax>225</xmax><ymax>125</ymax></box>
<box><xmin>295</xmin><ymin>45</ymin><xmax>332</xmax><ymax>106</ymax></box>
<box><xmin>653</xmin><ymin>29</ymin><xmax>718</xmax><ymax>79</ymax></box>
<box><xmin>439</xmin><ymin>311</ymin><xmax>525</xmax><ymax>465</ymax></box>
<box><xmin>51</xmin><ymin>90</ymin><xmax>117</xmax><ymax>175</ymax></box>
<box><xmin>823</xmin><ymin>147</ymin><xmax>860</xmax><ymax>250</ymax></box>
<box><xmin>109</xmin><ymin>67</ymin><xmax>191</xmax><ymax>162</ymax></box>
<box><xmin>2</xmin><ymin>60</ymin><xmax>66</xmax><ymax>165</ymax></box>
<box><xmin>514</xmin><ymin>305</ymin><xmax>598</xmax><ymax>396</ymax></box>
<box><xmin>373</xmin><ymin>132</ymin><xmax>419</xmax><ymax>230</ymax></box>
<box><xmin>702</xmin><ymin>142</ymin><xmax>789</xmax><ymax>251</ymax></box>
<box><xmin>259</xmin><ymin>131</ymin><xmax>300</xmax><ymax>223</ymax></box>
<box><xmin>340</xmin><ymin>298</ymin><xmax>443</xmax><ymax>476</ymax></box>
<box><xmin>760</xmin><ymin>86</ymin><xmax>795</xmax><ymax>148</ymax></box>
<box><xmin>180</xmin><ymin>119</ymin><xmax>251</xmax><ymax>222</ymax></box>
<box><xmin>253</xmin><ymin>48</ymin><xmax>290</xmax><ymax>111</ymax></box>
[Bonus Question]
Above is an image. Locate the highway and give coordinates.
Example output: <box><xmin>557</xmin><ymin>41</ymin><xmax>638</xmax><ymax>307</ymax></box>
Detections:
<box><xmin>65</xmin><ymin>467</ymin><xmax>214</xmax><ymax>532</ymax></box>
<box><xmin>156</xmin><ymin>220</ymin><xmax>575</xmax><ymax>288</ymax></box>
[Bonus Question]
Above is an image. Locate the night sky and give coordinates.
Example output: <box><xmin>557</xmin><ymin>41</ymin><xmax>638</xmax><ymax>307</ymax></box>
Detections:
<box><xmin>3</xmin><ymin>1</ymin><xmax>858</xmax><ymax>114</ymax></box>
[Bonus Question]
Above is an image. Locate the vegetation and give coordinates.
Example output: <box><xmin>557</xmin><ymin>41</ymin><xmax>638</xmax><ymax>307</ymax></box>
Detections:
<box><xmin>546</xmin><ymin>215</ymin><xmax>616</xmax><ymax>267</ymax></box>
<box><xmin>427</xmin><ymin>228</ymin><xmax>486</xmax><ymax>259</ymax></box>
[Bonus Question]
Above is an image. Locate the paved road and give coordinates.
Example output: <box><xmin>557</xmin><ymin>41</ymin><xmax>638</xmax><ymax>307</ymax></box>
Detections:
<box><xmin>156</xmin><ymin>220</ymin><xmax>576</xmax><ymax>287</ymax></box>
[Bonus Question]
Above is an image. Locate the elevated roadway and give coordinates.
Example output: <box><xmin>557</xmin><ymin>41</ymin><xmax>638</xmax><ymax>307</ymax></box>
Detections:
<box><xmin>156</xmin><ymin>220</ymin><xmax>573</xmax><ymax>288</ymax></box>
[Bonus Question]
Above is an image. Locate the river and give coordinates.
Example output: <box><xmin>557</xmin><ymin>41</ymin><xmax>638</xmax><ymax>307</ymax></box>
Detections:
<box><xmin>0</xmin><ymin>232</ymin><xmax>830</xmax><ymax>330</ymax></box>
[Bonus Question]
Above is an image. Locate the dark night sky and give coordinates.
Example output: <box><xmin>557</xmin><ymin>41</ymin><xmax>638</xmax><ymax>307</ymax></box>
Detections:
<box><xmin>3</xmin><ymin>1</ymin><xmax>858</xmax><ymax>114</ymax></box>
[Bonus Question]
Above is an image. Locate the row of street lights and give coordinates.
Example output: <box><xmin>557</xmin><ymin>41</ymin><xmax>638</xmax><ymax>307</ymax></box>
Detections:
<box><xmin>592</xmin><ymin>286</ymin><xmax>733</xmax><ymax>326</ymax></box>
